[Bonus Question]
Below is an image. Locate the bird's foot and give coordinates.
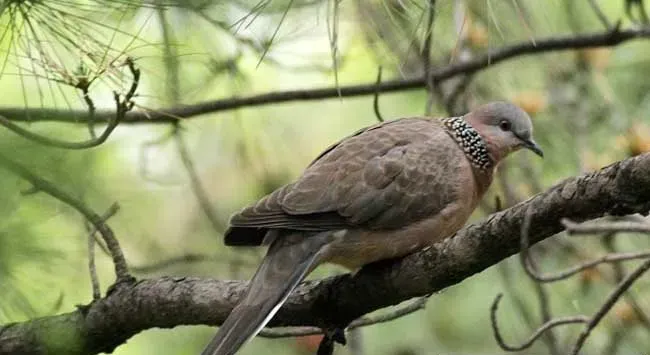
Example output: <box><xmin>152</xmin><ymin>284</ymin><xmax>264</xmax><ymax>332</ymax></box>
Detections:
<box><xmin>316</xmin><ymin>328</ymin><xmax>346</xmax><ymax>355</ymax></box>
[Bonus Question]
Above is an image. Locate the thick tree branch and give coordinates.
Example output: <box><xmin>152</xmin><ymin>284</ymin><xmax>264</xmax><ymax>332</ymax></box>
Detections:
<box><xmin>0</xmin><ymin>26</ymin><xmax>649</xmax><ymax>124</ymax></box>
<box><xmin>2</xmin><ymin>152</ymin><xmax>650</xmax><ymax>355</ymax></box>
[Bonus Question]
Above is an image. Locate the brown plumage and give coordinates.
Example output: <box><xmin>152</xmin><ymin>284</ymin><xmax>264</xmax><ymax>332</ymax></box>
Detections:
<box><xmin>202</xmin><ymin>101</ymin><xmax>543</xmax><ymax>355</ymax></box>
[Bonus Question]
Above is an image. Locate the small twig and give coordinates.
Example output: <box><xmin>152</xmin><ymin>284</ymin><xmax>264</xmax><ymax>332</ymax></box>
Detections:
<box><xmin>0</xmin><ymin>156</ymin><xmax>131</xmax><ymax>283</ymax></box>
<box><xmin>80</xmin><ymin>82</ymin><xmax>97</xmax><ymax>139</ymax></box>
<box><xmin>570</xmin><ymin>258</ymin><xmax>650</xmax><ymax>355</ymax></box>
<box><xmin>519</xmin><ymin>206</ymin><xmax>543</xmax><ymax>279</ymax></box>
<box><xmin>87</xmin><ymin>226</ymin><xmax>100</xmax><ymax>300</ymax></box>
<box><xmin>521</xmin><ymin>216</ymin><xmax>650</xmax><ymax>282</ymax></box>
<box><xmin>259</xmin><ymin>326</ymin><xmax>321</xmax><ymax>338</ymax></box>
<box><xmin>518</xmin><ymin>207</ymin><xmax>560</xmax><ymax>355</ymax></box>
<box><xmin>0</xmin><ymin>59</ymin><xmax>139</xmax><ymax>149</ymax></box>
<box><xmin>562</xmin><ymin>218</ymin><xmax>650</xmax><ymax>234</ymax></box>
<box><xmin>349</xmin><ymin>296</ymin><xmax>428</xmax><ymax>328</ymax></box>
<box><xmin>372</xmin><ymin>66</ymin><xmax>384</xmax><ymax>122</ymax></box>
<box><xmin>517</xmin><ymin>210</ymin><xmax>650</xmax><ymax>353</ymax></box>
<box><xmin>626</xmin><ymin>0</ymin><xmax>649</xmax><ymax>25</ymax></box>
<box><xmin>85</xmin><ymin>203</ymin><xmax>119</xmax><ymax>256</ymax></box>
<box><xmin>0</xmin><ymin>111</ymin><xmax>121</xmax><ymax>149</ymax></box>
<box><xmin>602</xmin><ymin>235</ymin><xmax>650</xmax><ymax>329</ymax></box>
<box><xmin>85</xmin><ymin>203</ymin><xmax>120</xmax><ymax>299</ymax></box>
<box><xmin>89</xmin><ymin>228</ymin><xmax>111</xmax><ymax>257</ymax></box>
<box><xmin>528</xmin><ymin>250</ymin><xmax>650</xmax><ymax>283</ymax></box>
<box><xmin>490</xmin><ymin>293</ymin><xmax>589</xmax><ymax>351</ymax></box>
<box><xmin>532</xmin><ymin>279</ymin><xmax>560</xmax><ymax>355</ymax></box>
<box><xmin>586</xmin><ymin>0</ymin><xmax>612</xmax><ymax>29</ymax></box>
<box><xmin>259</xmin><ymin>296</ymin><xmax>428</xmax><ymax>338</ymax></box>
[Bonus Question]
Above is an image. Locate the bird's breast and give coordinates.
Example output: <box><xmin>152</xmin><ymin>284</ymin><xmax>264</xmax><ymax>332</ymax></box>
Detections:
<box><xmin>324</xmin><ymin>199</ymin><xmax>477</xmax><ymax>270</ymax></box>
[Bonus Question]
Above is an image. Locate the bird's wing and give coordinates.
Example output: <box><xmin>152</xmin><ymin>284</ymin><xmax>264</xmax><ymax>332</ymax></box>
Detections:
<box><xmin>226</xmin><ymin>117</ymin><xmax>467</xmax><ymax>245</ymax></box>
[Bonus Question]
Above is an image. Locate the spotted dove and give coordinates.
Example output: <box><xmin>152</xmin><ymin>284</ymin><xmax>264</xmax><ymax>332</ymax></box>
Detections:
<box><xmin>202</xmin><ymin>101</ymin><xmax>543</xmax><ymax>355</ymax></box>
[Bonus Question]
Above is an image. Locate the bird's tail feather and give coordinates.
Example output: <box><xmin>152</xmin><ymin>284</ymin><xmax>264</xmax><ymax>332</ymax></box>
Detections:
<box><xmin>202</xmin><ymin>231</ymin><xmax>331</xmax><ymax>355</ymax></box>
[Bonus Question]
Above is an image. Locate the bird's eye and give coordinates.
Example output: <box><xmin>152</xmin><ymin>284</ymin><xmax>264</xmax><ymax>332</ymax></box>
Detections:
<box><xmin>499</xmin><ymin>120</ymin><xmax>511</xmax><ymax>131</ymax></box>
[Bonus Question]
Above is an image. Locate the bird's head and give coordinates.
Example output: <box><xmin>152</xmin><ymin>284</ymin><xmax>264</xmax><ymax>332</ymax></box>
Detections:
<box><xmin>464</xmin><ymin>101</ymin><xmax>544</xmax><ymax>163</ymax></box>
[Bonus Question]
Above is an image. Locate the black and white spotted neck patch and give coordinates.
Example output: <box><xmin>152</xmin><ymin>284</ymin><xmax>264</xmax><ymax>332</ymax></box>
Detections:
<box><xmin>441</xmin><ymin>116</ymin><xmax>493</xmax><ymax>170</ymax></box>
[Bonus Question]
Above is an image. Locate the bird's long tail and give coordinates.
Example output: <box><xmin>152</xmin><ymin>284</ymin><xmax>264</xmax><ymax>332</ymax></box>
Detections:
<box><xmin>201</xmin><ymin>231</ymin><xmax>332</xmax><ymax>355</ymax></box>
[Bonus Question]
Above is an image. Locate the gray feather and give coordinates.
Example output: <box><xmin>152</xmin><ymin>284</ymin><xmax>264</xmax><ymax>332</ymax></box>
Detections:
<box><xmin>202</xmin><ymin>231</ymin><xmax>333</xmax><ymax>355</ymax></box>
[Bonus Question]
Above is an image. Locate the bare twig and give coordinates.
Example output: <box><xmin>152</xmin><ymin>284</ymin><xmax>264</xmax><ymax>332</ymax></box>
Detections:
<box><xmin>85</xmin><ymin>203</ymin><xmax>120</xmax><ymax>299</ymax></box>
<box><xmin>494</xmin><ymin>197</ymin><xmax>543</xmax><ymax>340</ymax></box>
<box><xmin>518</xmin><ymin>208</ymin><xmax>560</xmax><ymax>355</ymax></box>
<box><xmin>373</xmin><ymin>67</ymin><xmax>384</xmax><ymax>122</ymax></box>
<box><xmin>562</xmin><ymin>218</ymin><xmax>650</xmax><ymax>234</ymax></box>
<box><xmin>601</xmin><ymin>235</ymin><xmax>650</xmax><ymax>329</ymax></box>
<box><xmin>490</xmin><ymin>293</ymin><xmax>589</xmax><ymax>351</ymax></box>
<box><xmin>4</xmin><ymin>26</ymin><xmax>650</xmax><ymax>124</ymax></box>
<box><xmin>80</xmin><ymin>82</ymin><xmax>97</xmax><ymax>139</ymax></box>
<box><xmin>514</xmin><ymin>212</ymin><xmax>650</xmax><ymax>354</ymax></box>
<box><xmin>88</xmin><ymin>229</ymin><xmax>101</xmax><ymax>300</ymax></box>
<box><xmin>0</xmin><ymin>156</ymin><xmax>131</xmax><ymax>283</ymax></box>
<box><xmin>0</xmin><ymin>110</ymin><xmax>122</xmax><ymax>149</ymax></box>
<box><xmin>259</xmin><ymin>296</ymin><xmax>428</xmax><ymax>338</ymax></box>
<box><xmin>0</xmin><ymin>59</ymin><xmax>140</xmax><ymax>148</ymax></box>
<box><xmin>529</xmin><ymin>250</ymin><xmax>650</xmax><ymax>283</ymax></box>
<box><xmin>532</xmin><ymin>279</ymin><xmax>559</xmax><ymax>355</ymax></box>
<box><xmin>626</xmin><ymin>0</ymin><xmax>649</xmax><ymax>25</ymax></box>
<box><xmin>522</xmin><ymin>216</ymin><xmax>650</xmax><ymax>282</ymax></box>
<box><xmin>570</xmin><ymin>258</ymin><xmax>650</xmax><ymax>355</ymax></box>
<box><xmin>519</xmin><ymin>207</ymin><xmax>542</xmax><ymax>278</ymax></box>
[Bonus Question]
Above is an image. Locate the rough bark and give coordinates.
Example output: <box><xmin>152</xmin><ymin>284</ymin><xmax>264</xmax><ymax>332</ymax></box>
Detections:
<box><xmin>2</xmin><ymin>153</ymin><xmax>650</xmax><ymax>355</ymax></box>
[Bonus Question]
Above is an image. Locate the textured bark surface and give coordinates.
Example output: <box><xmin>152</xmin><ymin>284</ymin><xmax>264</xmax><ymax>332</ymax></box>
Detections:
<box><xmin>2</xmin><ymin>153</ymin><xmax>650</xmax><ymax>355</ymax></box>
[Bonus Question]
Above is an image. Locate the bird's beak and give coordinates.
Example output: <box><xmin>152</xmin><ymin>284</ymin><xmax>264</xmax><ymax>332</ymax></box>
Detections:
<box><xmin>522</xmin><ymin>139</ymin><xmax>544</xmax><ymax>158</ymax></box>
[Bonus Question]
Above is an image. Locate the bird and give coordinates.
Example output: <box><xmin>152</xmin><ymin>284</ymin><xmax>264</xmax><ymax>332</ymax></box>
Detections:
<box><xmin>202</xmin><ymin>101</ymin><xmax>543</xmax><ymax>355</ymax></box>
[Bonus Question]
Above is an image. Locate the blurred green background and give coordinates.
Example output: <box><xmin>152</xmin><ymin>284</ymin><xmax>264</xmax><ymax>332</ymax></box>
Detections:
<box><xmin>1</xmin><ymin>0</ymin><xmax>650</xmax><ymax>354</ymax></box>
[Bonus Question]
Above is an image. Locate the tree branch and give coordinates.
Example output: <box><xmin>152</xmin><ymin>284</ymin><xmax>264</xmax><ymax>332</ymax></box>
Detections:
<box><xmin>3</xmin><ymin>152</ymin><xmax>650</xmax><ymax>354</ymax></box>
<box><xmin>0</xmin><ymin>155</ymin><xmax>132</xmax><ymax>284</ymax></box>
<box><xmin>0</xmin><ymin>59</ymin><xmax>140</xmax><ymax>148</ymax></box>
<box><xmin>1</xmin><ymin>26</ymin><xmax>649</xmax><ymax>124</ymax></box>
<box><xmin>491</xmin><ymin>293</ymin><xmax>588</xmax><ymax>352</ymax></box>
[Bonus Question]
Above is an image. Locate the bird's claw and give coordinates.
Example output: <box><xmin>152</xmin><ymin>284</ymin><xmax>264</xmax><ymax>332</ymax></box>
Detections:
<box><xmin>316</xmin><ymin>328</ymin><xmax>346</xmax><ymax>355</ymax></box>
